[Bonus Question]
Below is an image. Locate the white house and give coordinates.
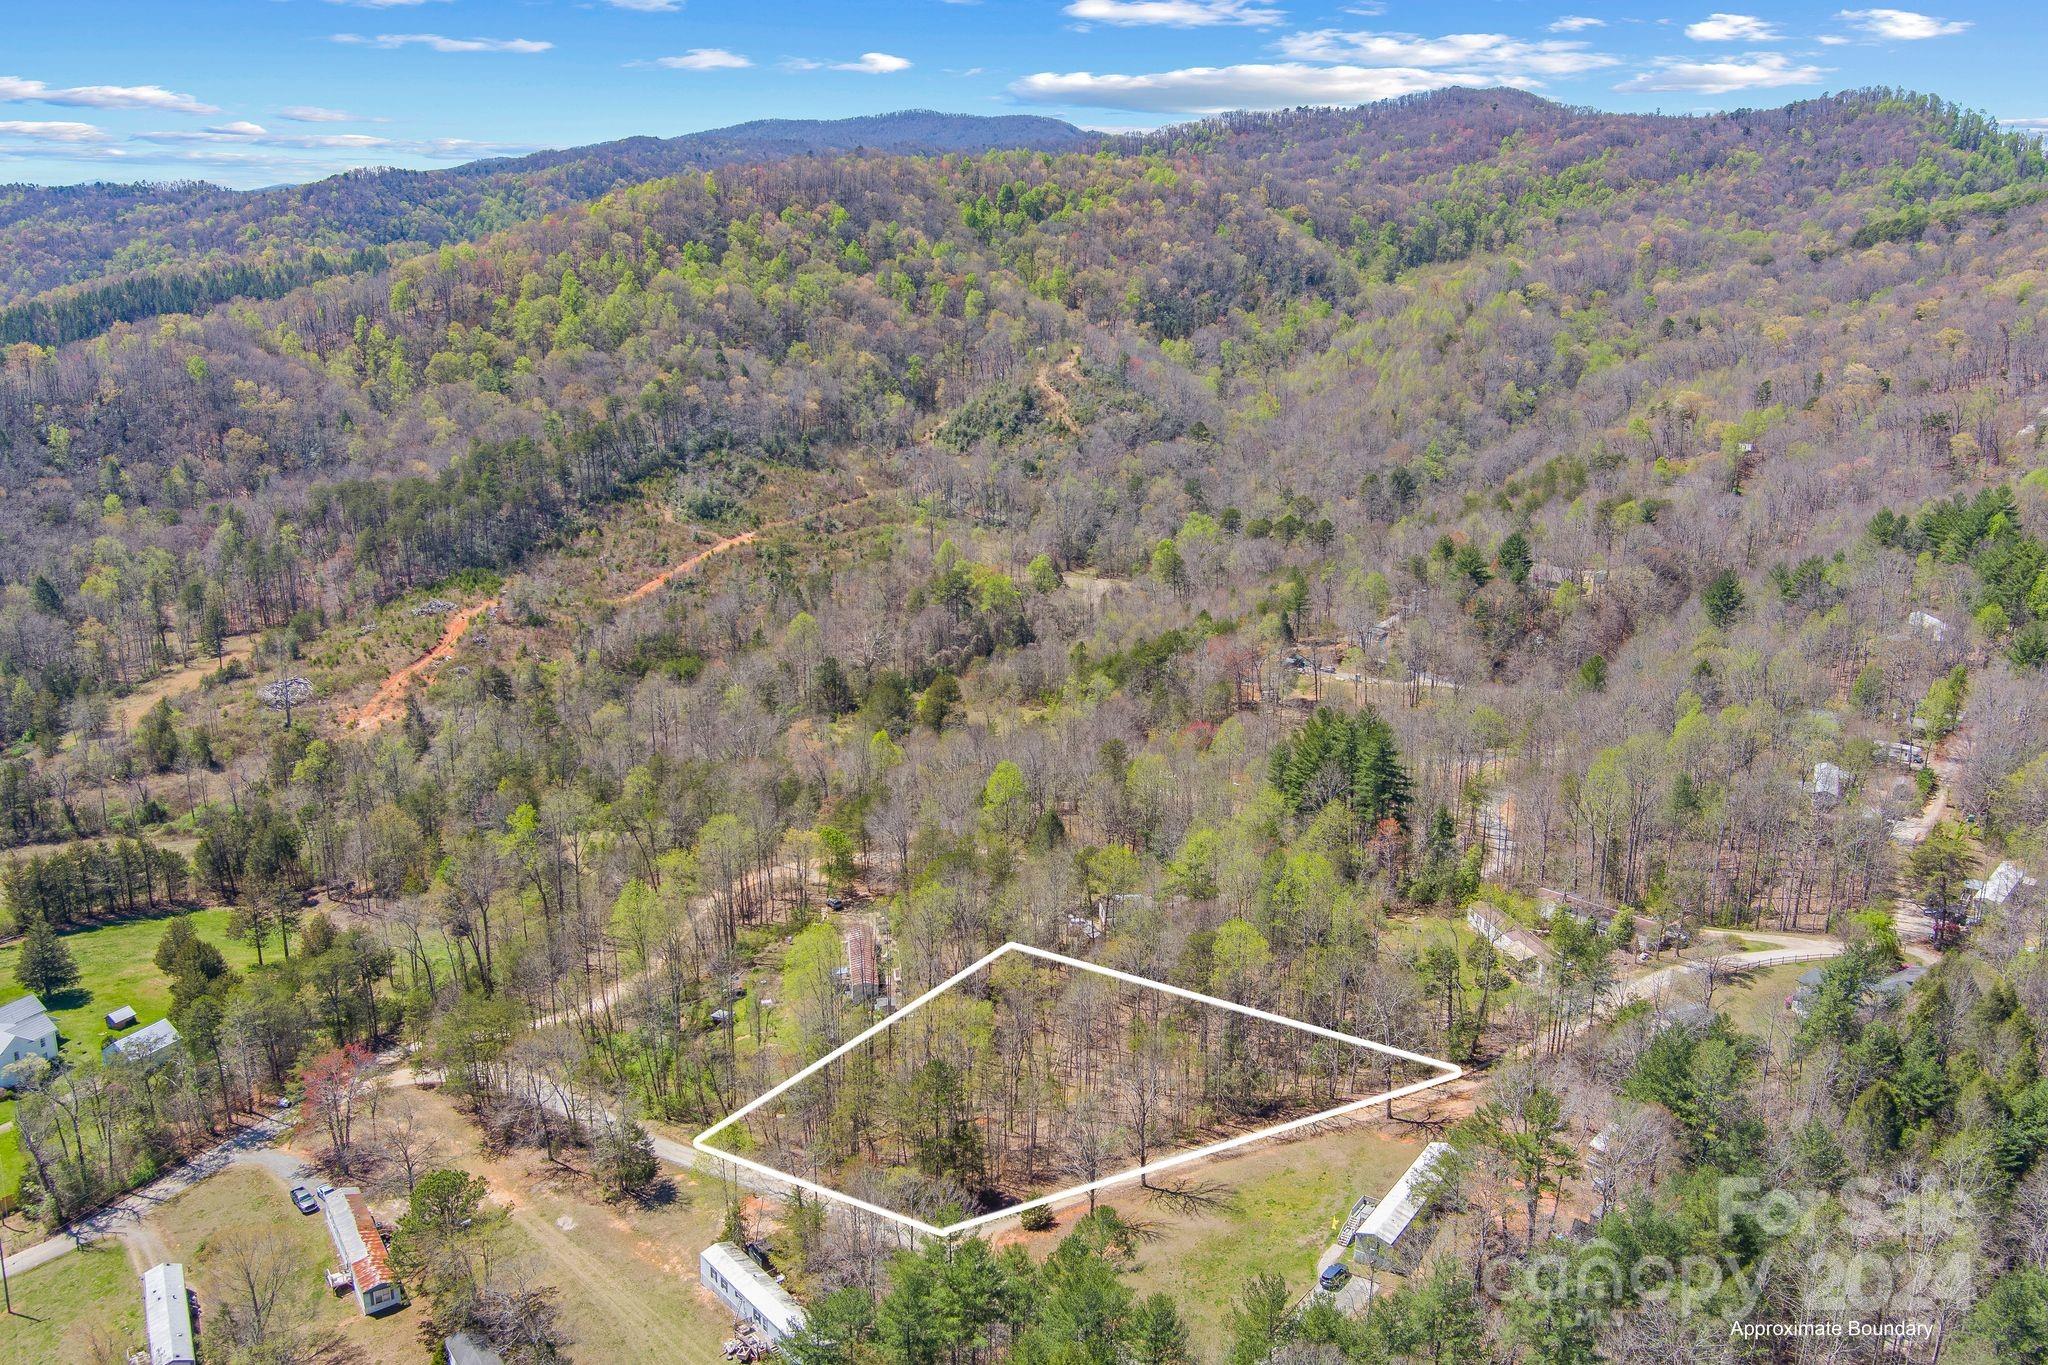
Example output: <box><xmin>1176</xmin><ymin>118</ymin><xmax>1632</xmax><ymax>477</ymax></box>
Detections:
<box><xmin>1465</xmin><ymin>904</ymin><xmax>1548</xmax><ymax>967</ymax></box>
<box><xmin>1350</xmin><ymin>1142</ymin><xmax>1456</xmax><ymax>1273</ymax></box>
<box><xmin>1976</xmin><ymin>861</ymin><xmax>2036</xmax><ymax>910</ymax></box>
<box><xmin>320</xmin><ymin>1187</ymin><xmax>404</xmax><ymax>1316</ymax></box>
<box><xmin>142</xmin><ymin>1261</ymin><xmax>197</xmax><ymax>1365</ymax></box>
<box><xmin>0</xmin><ymin>995</ymin><xmax>59</xmax><ymax>1083</ymax></box>
<box><xmin>104</xmin><ymin>1017</ymin><xmax>180</xmax><ymax>1064</ymax></box>
<box><xmin>1809</xmin><ymin>762</ymin><xmax>1849</xmax><ymax>803</ymax></box>
<box><xmin>701</xmin><ymin>1241</ymin><xmax>806</xmax><ymax>1341</ymax></box>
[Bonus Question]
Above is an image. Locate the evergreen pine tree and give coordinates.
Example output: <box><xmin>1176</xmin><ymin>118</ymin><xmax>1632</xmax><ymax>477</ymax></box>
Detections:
<box><xmin>14</xmin><ymin>913</ymin><xmax>78</xmax><ymax>996</ymax></box>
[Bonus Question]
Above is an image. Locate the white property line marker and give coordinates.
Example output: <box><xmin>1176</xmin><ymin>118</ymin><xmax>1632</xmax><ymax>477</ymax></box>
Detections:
<box><xmin>691</xmin><ymin>941</ymin><xmax>1463</xmax><ymax>1238</ymax></box>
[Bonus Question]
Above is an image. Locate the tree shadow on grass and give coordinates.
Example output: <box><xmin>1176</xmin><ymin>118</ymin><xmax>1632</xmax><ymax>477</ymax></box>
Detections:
<box><xmin>1141</xmin><ymin>1177</ymin><xmax>1239</xmax><ymax>1219</ymax></box>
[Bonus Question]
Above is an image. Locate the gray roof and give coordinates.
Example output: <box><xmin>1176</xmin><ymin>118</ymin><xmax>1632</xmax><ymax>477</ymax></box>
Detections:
<box><xmin>143</xmin><ymin>1262</ymin><xmax>196</xmax><ymax>1365</ymax></box>
<box><xmin>0</xmin><ymin>995</ymin><xmax>57</xmax><ymax>1045</ymax></box>
<box><xmin>446</xmin><ymin>1334</ymin><xmax>505</xmax><ymax>1365</ymax></box>
<box><xmin>1356</xmin><ymin>1142</ymin><xmax>1455</xmax><ymax>1247</ymax></box>
<box><xmin>104</xmin><ymin>1018</ymin><xmax>180</xmax><ymax>1061</ymax></box>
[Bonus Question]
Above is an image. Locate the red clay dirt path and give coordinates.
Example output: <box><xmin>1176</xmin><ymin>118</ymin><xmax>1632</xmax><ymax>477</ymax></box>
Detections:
<box><xmin>342</xmin><ymin>599</ymin><xmax>496</xmax><ymax>732</ymax></box>
<box><xmin>343</xmin><ymin>494</ymin><xmax>875</xmax><ymax>732</ymax></box>
<box><xmin>612</xmin><ymin>493</ymin><xmax>874</xmax><ymax>606</ymax></box>
<box><xmin>615</xmin><ymin>527</ymin><xmax>760</xmax><ymax>604</ymax></box>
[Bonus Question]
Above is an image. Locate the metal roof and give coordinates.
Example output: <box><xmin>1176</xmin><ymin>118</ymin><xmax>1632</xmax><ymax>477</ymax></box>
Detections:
<box><xmin>701</xmin><ymin>1241</ymin><xmax>806</xmax><ymax>1337</ymax></box>
<box><xmin>0</xmin><ymin>994</ymin><xmax>57</xmax><ymax>1042</ymax></box>
<box><xmin>104</xmin><ymin>1017</ymin><xmax>180</xmax><ymax>1061</ymax></box>
<box><xmin>322</xmin><ymin>1187</ymin><xmax>398</xmax><ymax>1294</ymax></box>
<box><xmin>143</xmin><ymin>1262</ymin><xmax>196</xmax><ymax>1365</ymax></box>
<box><xmin>1356</xmin><ymin>1142</ymin><xmax>1454</xmax><ymax>1248</ymax></box>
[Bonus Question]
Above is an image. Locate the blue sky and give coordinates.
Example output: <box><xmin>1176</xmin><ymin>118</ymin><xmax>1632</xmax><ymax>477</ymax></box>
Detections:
<box><xmin>2</xmin><ymin>1</ymin><xmax>2041</xmax><ymax>188</ymax></box>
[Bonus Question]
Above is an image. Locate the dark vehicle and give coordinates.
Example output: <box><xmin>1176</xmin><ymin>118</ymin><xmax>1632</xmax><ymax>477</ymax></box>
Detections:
<box><xmin>1318</xmin><ymin>1263</ymin><xmax>1350</xmax><ymax>1292</ymax></box>
<box><xmin>290</xmin><ymin>1184</ymin><xmax>319</xmax><ymax>1215</ymax></box>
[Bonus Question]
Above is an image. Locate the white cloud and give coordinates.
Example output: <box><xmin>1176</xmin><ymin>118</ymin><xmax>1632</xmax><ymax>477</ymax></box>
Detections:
<box><xmin>1275</xmin><ymin>30</ymin><xmax>1619</xmax><ymax>79</ymax></box>
<box><xmin>0</xmin><ymin>119</ymin><xmax>110</xmax><ymax>143</ymax></box>
<box><xmin>786</xmin><ymin>52</ymin><xmax>912</xmax><ymax>74</ymax></box>
<box><xmin>133</xmin><ymin>122</ymin><xmax>530</xmax><ymax>158</ymax></box>
<box><xmin>1063</xmin><ymin>0</ymin><xmax>1284</xmax><ymax>27</ymax></box>
<box><xmin>330</xmin><ymin>33</ymin><xmax>553</xmax><ymax>53</ymax></box>
<box><xmin>1997</xmin><ymin>117</ymin><xmax>2048</xmax><ymax>131</ymax></box>
<box><xmin>279</xmin><ymin>105</ymin><xmax>360</xmax><ymax>123</ymax></box>
<box><xmin>1548</xmin><ymin>15</ymin><xmax>1605</xmax><ymax>31</ymax></box>
<box><xmin>1684</xmin><ymin>13</ymin><xmax>1783</xmax><ymax>41</ymax></box>
<box><xmin>1617</xmin><ymin>52</ymin><xmax>1828</xmax><ymax>92</ymax></box>
<box><xmin>654</xmin><ymin>49</ymin><xmax>752</xmax><ymax>70</ymax></box>
<box><xmin>1816</xmin><ymin>33</ymin><xmax>1852</xmax><ymax>44</ymax></box>
<box><xmin>0</xmin><ymin>76</ymin><xmax>217</xmax><ymax>113</ymax></box>
<box><xmin>1835</xmin><ymin>8</ymin><xmax>1969</xmax><ymax>39</ymax></box>
<box><xmin>606</xmin><ymin>0</ymin><xmax>685</xmax><ymax>9</ymax></box>
<box><xmin>1011</xmin><ymin>63</ymin><xmax>1461</xmax><ymax>114</ymax></box>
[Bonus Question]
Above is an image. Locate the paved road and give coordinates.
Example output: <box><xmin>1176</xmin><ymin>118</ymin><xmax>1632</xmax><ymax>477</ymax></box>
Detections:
<box><xmin>5</xmin><ymin>1113</ymin><xmax>301</xmax><ymax>1277</ymax></box>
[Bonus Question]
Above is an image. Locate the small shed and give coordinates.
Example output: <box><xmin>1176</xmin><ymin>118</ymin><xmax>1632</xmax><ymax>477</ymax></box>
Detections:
<box><xmin>106</xmin><ymin>1005</ymin><xmax>139</xmax><ymax>1030</ymax></box>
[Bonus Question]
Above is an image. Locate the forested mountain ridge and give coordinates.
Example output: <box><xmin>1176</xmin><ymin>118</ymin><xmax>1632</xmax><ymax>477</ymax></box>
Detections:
<box><xmin>0</xmin><ymin>109</ymin><xmax>1094</xmax><ymax>345</ymax></box>
<box><xmin>6</xmin><ymin>81</ymin><xmax>2048</xmax><ymax>1361</ymax></box>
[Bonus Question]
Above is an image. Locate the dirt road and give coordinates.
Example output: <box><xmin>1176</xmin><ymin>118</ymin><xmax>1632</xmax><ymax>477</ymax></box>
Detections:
<box><xmin>343</xmin><ymin>599</ymin><xmax>496</xmax><ymax>732</ymax></box>
<box><xmin>6</xmin><ymin>1114</ymin><xmax>300</xmax><ymax>1276</ymax></box>
<box><xmin>614</xmin><ymin>493</ymin><xmax>874</xmax><ymax>606</ymax></box>
<box><xmin>615</xmin><ymin>529</ymin><xmax>759</xmax><ymax>605</ymax></box>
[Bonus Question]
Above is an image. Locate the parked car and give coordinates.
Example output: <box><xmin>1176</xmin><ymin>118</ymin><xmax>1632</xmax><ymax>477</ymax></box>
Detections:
<box><xmin>1319</xmin><ymin>1263</ymin><xmax>1351</xmax><ymax>1292</ymax></box>
<box><xmin>290</xmin><ymin>1184</ymin><xmax>319</xmax><ymax>1215</ymax></box>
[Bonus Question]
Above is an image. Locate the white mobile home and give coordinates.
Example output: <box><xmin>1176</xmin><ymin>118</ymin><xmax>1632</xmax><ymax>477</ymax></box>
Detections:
<box><xmin>700</xmin><ymin>1241</ymin><xmax>806</xmax><ymax>1341</ymax></box>
<box><xmin>320</xmin><ymin>1187</ymin><xmax>404</xmax><ymax>1315</ymax></box>
<box><xmin>142</xmin><ymin>1261</ymin><xmax>197</xmax><ymax>1365</ymax></box>
<box><xmin>1351</xmin><ymin>1142</ymin><xmax>1456</xmax><ymax>1273</ymax></box>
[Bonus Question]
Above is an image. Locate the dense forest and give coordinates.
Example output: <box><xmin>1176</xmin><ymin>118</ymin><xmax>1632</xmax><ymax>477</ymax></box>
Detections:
<box><xmin>4</xmin><ymin>85</ymin><xmax>2048</xmax><ymax>1362</ymax></box>
<box><xmin>0</xmin><ymin>110</ymin><xmax>1092</xmax><ymax>340</ymax></box>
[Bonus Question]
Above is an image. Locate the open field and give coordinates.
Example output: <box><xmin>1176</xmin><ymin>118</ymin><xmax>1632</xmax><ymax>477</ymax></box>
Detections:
<box><xmin>0</xmin><ymin>906</ymin><xmax>260</xmax><ymax>1065</ymax></box>
<box><xmin>108</xmin><ymin>634</ymin><xmax>260</xmax><ymax>735</ymax></box>
<box><xmin>1088</xmin><ymin>1120</ymin><xmax>1427</xmax><ymax>1358</ymax></box>
<box><xmin>393</xmin><ymin>1083</ymin><xmax>743</xmax><ymax>1363</ymax></box>
<box><xmin>1715</xmin><ymin>960</ymin><xmax>1814</xmax><ymax>1040</ymax></box>
<box><xmin>0</xmin><ymin>907</ymin><xmax>261</xmax><ymax>1202</ymax></box>
<box><xmin>139</xmin><ymin>1164</ymin><xmax>417</xmax><ymax>1364</ymax></box>
<box><xmin>0</xmin><ymin>1240</ymin><xmax>142</xmax><ymax>1363</ymax></box>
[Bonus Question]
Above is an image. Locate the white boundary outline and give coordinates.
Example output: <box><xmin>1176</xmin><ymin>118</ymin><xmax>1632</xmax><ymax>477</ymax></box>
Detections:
<box><xmin>691</xmin><ymin>941</ymin><xmax>1462</xmax><ymax>1238</ymax></box>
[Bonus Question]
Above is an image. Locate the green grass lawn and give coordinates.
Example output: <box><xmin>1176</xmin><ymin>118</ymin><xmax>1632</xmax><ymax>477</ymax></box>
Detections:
<box><xmin>0</xmin><ymin>907</ymin><xmax>261</xmax><ymax>1065</ymax></box>
<box><xmin>0</xmin><ymin>907</ymin><xmax>262</xmax><ymax>1202</ymax></box>
<box><xmin>1717</xmin><ymin>960</ymin><xmax>1814</xmax><ymax>1041</ymax></box>
<box><xmin>1092</xmin><ymin>1124</ymin><xmax>1423</xmax><ymax>1358</ymax></box>
<box><xmin>0</xmin><ymin>1241</ymin><xmax>143</xmax><ymax>1363</ymax></box>
<box><xmin>146</xmin><ymin>1164</ymin><xmax>417</xmax><ymax>1364</ymax></box>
